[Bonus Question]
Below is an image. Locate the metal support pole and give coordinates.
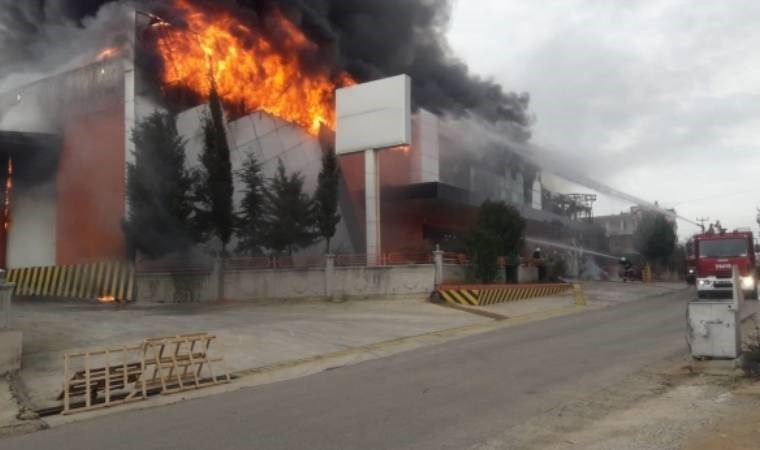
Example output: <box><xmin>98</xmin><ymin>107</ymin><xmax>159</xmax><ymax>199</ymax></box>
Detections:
<box><xmin>325</xmin><ymin>254</ymin><xmax>336</xmax><ymax>299</ymax></box>
<box><xmin>365</xmin><ymin>148</ymin><xmax>381</xmax><ymax>266</ymax></box>
<box><xmin>433</xmin><ymin>246</ymin><xmax>444</xmax><ymax>287</ymax></box>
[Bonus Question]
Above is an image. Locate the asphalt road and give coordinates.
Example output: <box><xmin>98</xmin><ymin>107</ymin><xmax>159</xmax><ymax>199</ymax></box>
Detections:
<box><xmin>1</xmin><ymin>288</ymin><xmax>690</xmax><ymax>450</ymax></box>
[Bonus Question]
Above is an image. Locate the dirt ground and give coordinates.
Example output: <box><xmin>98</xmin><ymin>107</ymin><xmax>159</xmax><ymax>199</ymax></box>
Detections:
<box><xmin>683</xmin><ymin>379</ymin><xmax>760</xmax><ymax>450</ymax></box>
<box><xmin>466</xmin><ymin>355</ymin><xmax>760</xmax><ymax>450</ymax></box>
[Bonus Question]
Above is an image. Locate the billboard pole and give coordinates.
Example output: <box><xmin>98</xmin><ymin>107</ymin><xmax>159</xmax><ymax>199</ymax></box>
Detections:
<box><xmin>365</xmin><ymin>148</ymin><xmax>381</xmax><ymax>266</ymax></box>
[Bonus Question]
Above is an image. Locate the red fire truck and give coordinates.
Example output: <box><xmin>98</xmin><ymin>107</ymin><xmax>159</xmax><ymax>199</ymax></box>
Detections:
<box><xmin>695</xmin><ymin>229</ymin><xmax>757</xmax><ymax>299</ymax></box>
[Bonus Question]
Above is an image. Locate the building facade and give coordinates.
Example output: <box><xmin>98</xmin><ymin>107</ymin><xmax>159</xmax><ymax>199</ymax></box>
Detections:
<box><xmin>0</xmin><ymin>31</ymin><xmax>604</xmax><ymax>269</ymax></box>
<box><xmin>594</xmin><ymin>205</ymin><xmax>678</xmax><ymax>256</ymax></box>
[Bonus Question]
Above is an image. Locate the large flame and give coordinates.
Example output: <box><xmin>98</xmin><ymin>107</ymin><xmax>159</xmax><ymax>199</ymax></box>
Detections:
<box><xmin>154</xmin><ymin>0</ymin><xmax>354</xmax><ymax>134</ymax></box>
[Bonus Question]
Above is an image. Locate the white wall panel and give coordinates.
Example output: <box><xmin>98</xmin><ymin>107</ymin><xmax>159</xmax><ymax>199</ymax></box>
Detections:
<box><xmin>7</xmin><ymin>180</ymin><xmax>56</xmax><ymax>268</ymax></box>
<box><xmin>336</xmin><ymin>75</ymin><xmax>411</xmax><ymax>154</ymax></box>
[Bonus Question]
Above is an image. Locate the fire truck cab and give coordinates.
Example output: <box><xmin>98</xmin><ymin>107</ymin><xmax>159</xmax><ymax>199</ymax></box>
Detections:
<box><xmin>695</xmin><ymin>230</ymin><xmax>757</xmax><ymax>299</ymax></box>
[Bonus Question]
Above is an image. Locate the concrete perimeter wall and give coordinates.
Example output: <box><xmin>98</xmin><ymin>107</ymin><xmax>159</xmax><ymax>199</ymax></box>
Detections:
<box><xmin>332</xmin><ymin>265</ymin><xmax>435</xmax><ymax>299</ymax></box>
<box><xmin>442</xmin><ymin>264</ymin><xmax>468</xmax><ymax>284</ymax></box>
<box><xmin>136</xmin><ymin>273</ymin><xmax>216</xmax><ymax>303</ymax></box>
<box><xmin>441</xmin><ymin>264</ymin><xmax>538</xmax><ymax>285</ymax></box>
<box><xmin>224</xmin><ymin>268</ymin><xmax>326</xmax><ymax>300</ymax></box>
<box><xmin>136</xmin><ymin>264</ymin><xmax>436</xmax><ymax>303</ymax></box>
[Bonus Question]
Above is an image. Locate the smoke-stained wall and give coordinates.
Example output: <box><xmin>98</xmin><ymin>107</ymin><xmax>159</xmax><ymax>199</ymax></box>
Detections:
<box><xmin>57</xmin><ymin>96</ymin><xmax>126</xmax><ymax>265</ymax></box>
<box><xmin>0</xmin><ymin>60</ymin><xmax>129</xmax><ymax>268</ymax></box>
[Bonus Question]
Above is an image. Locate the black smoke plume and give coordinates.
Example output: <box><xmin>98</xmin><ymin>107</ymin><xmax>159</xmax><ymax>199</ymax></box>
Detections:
<box><xmin>0</xmin><ymin>0</ymin><xmax>530</xmax><ymax>130</ymax></box>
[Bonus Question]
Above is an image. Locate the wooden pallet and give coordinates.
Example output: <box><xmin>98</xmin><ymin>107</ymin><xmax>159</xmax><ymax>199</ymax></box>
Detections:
<box><xmin>59</xmin><ymin>332</ymin><xmax>230</xmax><ymax>414</ymax></box>
<box><xmin>61</xmin><ymin>345</ymin><xmax>146</xmax><ymax>414</ymax></box>
<box><xmin>141</xmin><ymin>333</ymin><xmax>231</xmax><ymax>394</ymax></box>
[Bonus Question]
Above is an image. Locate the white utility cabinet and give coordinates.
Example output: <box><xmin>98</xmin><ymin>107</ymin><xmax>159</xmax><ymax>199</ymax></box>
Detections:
<box><xmin>687</xmin><ymin>266</ymin><xmax>744</xmax><ymax>359</ymax></box>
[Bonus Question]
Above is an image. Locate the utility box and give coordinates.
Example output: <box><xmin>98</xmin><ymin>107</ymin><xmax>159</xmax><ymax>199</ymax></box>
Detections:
<box><xmin>687</xmin><ymin>266</ymin><xmax>743</xmax><ymax>359</ymax></box>
<box><xmin>687</xmin><ymin>301</ymin><xmax>741</xmax><ymax>358</ymax></box>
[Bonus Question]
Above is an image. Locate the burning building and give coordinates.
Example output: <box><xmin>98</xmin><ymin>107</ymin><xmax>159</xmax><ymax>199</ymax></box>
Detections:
<box><xmin>0</xmin><ymin>0</ymin><xmax>603</xmax><ymax>269</ymax></box>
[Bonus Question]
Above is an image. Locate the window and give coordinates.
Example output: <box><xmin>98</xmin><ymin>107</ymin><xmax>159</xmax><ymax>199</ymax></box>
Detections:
<box><xmin>698</xmin><ymin>239</ymin><xmax>748</xmax><ymax>258</ymax></box>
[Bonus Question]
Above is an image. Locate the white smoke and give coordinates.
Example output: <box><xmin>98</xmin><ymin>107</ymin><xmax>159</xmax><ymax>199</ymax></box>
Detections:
<box><xmin>439</xmin><ymin>113</ymin><xmax>699</xmax><ymax>226</ymax></box>
<box><xmin>0</xmin><ymin>1</ymin><xmax>135</xmax><ymax>94</ymax></box>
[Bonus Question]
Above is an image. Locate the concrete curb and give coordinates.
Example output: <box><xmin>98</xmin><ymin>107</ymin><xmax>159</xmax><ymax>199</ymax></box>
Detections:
<box><xmin>0</xmin><ymin>374</ymin><xmax>45</xmax><ymax>437</ymax></box>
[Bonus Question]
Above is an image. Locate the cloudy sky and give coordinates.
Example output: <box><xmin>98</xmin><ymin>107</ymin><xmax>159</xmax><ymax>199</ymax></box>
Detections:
<box><xmin>447</xmin><ymin>0</ymin><xmax>760</xmax><ymax>239</ymax></box>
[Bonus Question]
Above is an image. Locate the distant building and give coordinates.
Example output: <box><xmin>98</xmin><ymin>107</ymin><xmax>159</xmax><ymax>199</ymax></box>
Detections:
<box><xmin>594</xmin><ymin>204</ymin><xmax>677</xmax><ymax>256</ymax></box>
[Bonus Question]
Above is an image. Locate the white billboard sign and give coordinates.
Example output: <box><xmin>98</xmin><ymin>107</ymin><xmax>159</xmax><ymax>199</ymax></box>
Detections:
<box><xmin>335</xmin><ymin>74</ymin><xmax>411</xmax><ymax>155</ymax></box>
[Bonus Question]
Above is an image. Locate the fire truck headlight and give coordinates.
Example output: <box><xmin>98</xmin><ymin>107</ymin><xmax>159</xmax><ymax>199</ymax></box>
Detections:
<box><xmin>698</xmin><ymin>279</ymin><xmax>711</xmax><ymax>287</ymax></box>
<box><xmin>741</xmin><ymin>276</ymin><xmax>755</xmax><ymax>289</ymax></box>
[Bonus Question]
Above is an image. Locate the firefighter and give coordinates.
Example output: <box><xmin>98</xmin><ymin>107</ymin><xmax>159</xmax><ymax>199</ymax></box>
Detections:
<box><xmin>619</xmin><ymin>257</ymin><xmax>633</xmax><ymax>282</ymax></box>
<box><xmin>533</xmin><ymin>247</ymin><xmax>546</xmax><ymax>282</ymax></box>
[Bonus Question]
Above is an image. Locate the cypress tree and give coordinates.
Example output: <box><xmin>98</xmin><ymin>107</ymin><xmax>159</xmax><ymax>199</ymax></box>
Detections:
<box><xmin>314</xmin><ymin>144</ymin><xmax>341</xmax><ymax>253</ymax></box>
<box><xmin>124</xmin><ymin>111</ymin><xmax>196</xmax><ymax>259</ymax></box>
<box><xmin>262</xmin><ymin>160</ymin><xmax>317</xmax><ymax>255</ymax></box>
<box><xmin>195</xmin><ymin>81</ymin><xmax>234</xmax><ymax>255</ymax></box>
<box><xmin>236</xmin><ymin>153</ymin><xmax>266</xmax><ymax>255</ymax></box>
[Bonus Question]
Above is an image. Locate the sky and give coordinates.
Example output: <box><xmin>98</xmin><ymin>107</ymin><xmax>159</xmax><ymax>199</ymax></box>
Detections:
<box><xmin>447</xmin><ymin>0</ymin><xmax>760</xmax><ymax>240</ymax></box>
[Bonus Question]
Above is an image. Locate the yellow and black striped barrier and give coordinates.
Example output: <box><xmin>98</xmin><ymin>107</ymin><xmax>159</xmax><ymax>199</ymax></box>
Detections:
<box><xmin>437</xmin><ymin>287</ymin><xmax>479</xmax><ymax>306</ymax></box>
<box><xmin>436</xmin><ymin>283</ymin><xmax>572</xmax><ymax>307</ymax></box>
<box><xmin>7</xmin><ymin>261</ymin><xmax>135</xmax><ymax>302</ymax></box>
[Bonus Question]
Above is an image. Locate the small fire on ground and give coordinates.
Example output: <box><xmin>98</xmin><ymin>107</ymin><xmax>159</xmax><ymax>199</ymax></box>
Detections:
<box><xmin>97</xmin><ymin>295</ymin><xmax>117</xmax><ymax>303</ymax></box>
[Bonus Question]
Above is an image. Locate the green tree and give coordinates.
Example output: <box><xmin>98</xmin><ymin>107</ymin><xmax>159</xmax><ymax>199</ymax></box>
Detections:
<box><xmin>195</xmin><ymin>81</ymin><xmax>234</xmax><ymax>255</ymax></box>
<box><xmin>466</xmin><ymin>200</ymin><xmax>526</xmax><ymax>283</ymax></box>
<box><xmin>235</xmin><ymin>153</ymin><xmax>266</xmax><ymax>256</ymax></box>
<box><xmin>466</xmin><ymin>228</ymin><xmax>500</xmax><ymax>283</ymax></box>
<box><xmin>124</xmin><ymin>111</ymin><xmax>197</xmax><ymax>259</ymax></box>
<box><xmin>314</xmin><ymin>144</ymin><xmax>341</xmax><ymax>253</ymax></box>
<box><xmin>479</xmin><ymin>200</ymin><xmax>526</xmax><ymax>256</ymax></box>
<box><xmin>262</xmin><ymin>160</ymin><xmax>317</xmax><ymax>255</ymax></box>
<box><xmin>633</xmin><ymin>212</ymin><xmax>676</xmax><ymax>267</ymax></box>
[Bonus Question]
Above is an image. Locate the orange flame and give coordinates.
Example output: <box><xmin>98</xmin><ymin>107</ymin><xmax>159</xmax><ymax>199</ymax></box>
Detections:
<box><xmin>154</xmin><ymin>0</ymin><xmax>354</xmax><ymax>134</ymax></box>
<box><xmin>97</xmin><ymin>295</ymin><xmax>117</xmax><ymax>303</ymax></box>
<box><xmin>96</xmin><ymin>47</ymin><xmax>120</xmax><ymax>61</ymax></box>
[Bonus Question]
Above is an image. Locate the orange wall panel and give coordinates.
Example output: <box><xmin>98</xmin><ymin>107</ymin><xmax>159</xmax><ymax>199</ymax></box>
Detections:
<box><xmin>57</xmin><ymin>101</ymin><xmax>125</xmax><ymax>264</ymax></box>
